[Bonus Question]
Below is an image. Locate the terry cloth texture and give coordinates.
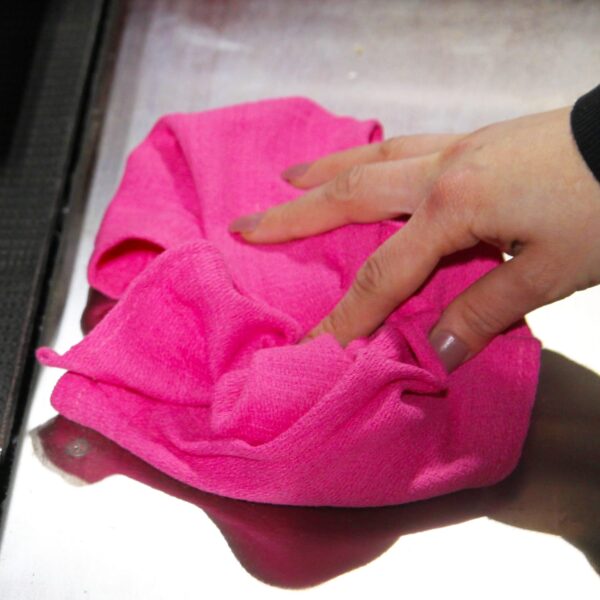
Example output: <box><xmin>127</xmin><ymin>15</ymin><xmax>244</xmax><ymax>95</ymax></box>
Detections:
<box><xmin>37</xmin><ymin>97</ymin><xmax>541</xmax><ymax>507</ymax></box>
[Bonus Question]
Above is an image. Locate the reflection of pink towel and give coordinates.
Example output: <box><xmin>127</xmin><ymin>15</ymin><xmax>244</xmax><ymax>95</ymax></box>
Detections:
<box><xmin>37</xmin><ymin>98</ymin><xmax>541</xmax><ymax>507</ymax></box>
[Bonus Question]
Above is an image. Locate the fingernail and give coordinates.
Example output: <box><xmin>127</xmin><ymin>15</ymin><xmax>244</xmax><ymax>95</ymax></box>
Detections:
<box><xmin>281</xmin><ymin>162</ymin><xmax>310</xmax><ymax>181</ymax></box>
<box><xmin>228</xmin><ymin>211</ymin><xmax>265</xmax><ymax>233</ymax></box>
<box><xmin>429</xmin><ymin>329</ymin><xmax>469</xmax><ymax>373</ymax></box>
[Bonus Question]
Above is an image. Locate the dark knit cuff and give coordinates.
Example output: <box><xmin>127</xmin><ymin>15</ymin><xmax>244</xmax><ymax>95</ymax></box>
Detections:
<box><xmin>571</xmin><ymin>84</ymin><xmax>600</xmax><ymax>183</ymax></box>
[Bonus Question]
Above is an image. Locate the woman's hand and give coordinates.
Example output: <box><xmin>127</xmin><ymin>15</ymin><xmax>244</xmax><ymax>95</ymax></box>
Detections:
<box><xmin>229</xmin><ymin>107</ymin><xmax>600</xmax><ymax>372</ymax></box>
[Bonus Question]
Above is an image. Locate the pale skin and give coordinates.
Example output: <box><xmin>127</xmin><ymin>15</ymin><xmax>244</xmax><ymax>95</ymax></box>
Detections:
<box><xmin>229</xmin><ymin>106</ymin><xmax>600</xmax><ymax>372</ymax></box>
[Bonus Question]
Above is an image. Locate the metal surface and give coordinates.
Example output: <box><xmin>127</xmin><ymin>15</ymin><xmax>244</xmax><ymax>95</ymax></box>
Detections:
<box><xmin>1</xmin><ymin>1</ymin><xmax>600</xmax><ymax>597</ymax></box>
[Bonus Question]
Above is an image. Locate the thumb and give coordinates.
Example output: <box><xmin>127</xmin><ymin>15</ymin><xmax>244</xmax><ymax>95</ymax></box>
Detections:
<box><xmin>428</xmin><ymin>252</ymin><xmax>552</xmax><ymax>373</ymax></box>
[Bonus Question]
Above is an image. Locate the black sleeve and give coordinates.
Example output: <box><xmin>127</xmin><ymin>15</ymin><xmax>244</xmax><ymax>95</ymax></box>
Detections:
<box><xmin>570</xmin><ymin>84</ymin><xmax>600</xmax><ymax>183</ymax></box>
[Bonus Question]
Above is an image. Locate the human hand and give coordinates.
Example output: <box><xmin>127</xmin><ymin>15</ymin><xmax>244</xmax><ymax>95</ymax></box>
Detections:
<box><xmin>229</xmin><ymin>107</ymin><xmax>600</xmax><ymax>372</ymax></box>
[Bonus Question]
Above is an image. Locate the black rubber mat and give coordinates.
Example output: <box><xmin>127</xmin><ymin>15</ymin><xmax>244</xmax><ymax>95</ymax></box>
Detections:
<box><xmin>0</xmin><ymin>0</ymin><xmax>114</xmax><ymax>508</ymax></box>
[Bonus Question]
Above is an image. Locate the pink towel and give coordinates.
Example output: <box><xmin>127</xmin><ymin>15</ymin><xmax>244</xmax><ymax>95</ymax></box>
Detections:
<box><xmin>37</xmin><ymin>97</ymin><xmax>541</xmax><ymax>507</ymax></box>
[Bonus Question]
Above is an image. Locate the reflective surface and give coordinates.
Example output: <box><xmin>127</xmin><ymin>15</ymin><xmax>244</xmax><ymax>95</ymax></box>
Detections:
<box><xmin>1</xmin><ymin>1</ymin><xmax>600</xmax><ymax>597</ymax></box>
<box><xmin>26</xmin><ymin>347</ymin><xmax>600</xmax><ymax>589</ymax></box>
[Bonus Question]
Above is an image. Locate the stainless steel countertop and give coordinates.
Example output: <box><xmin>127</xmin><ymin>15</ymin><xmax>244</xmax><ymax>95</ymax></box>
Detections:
<box><xmin>1</xmin><ymin>1</ymin><xmax>599</xmax><ymax>598</ymax></box>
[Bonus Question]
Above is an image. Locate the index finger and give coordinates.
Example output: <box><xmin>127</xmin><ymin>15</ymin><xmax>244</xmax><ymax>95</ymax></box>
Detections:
<box><xmin>284</xmin><ymin>133</ymin><xmax>463</xmax><ymax>189</ymax></box>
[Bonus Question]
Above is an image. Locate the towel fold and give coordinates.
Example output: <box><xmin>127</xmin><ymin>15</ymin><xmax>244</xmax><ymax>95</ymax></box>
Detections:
<box><xmin>37</xmin><ymin>97</ymin><xmax>541</xmax><ymax>507</ymax></box>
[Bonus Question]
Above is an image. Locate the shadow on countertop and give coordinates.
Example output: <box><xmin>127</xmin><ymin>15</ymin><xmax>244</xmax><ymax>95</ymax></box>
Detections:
<box><xmin>30</xmin><ymin>290</ymin><xmax>600</xmax><ymax>589</ymax></box>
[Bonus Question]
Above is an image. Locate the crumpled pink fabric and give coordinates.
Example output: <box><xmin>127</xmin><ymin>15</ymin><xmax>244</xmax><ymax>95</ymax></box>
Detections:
<box><xmin>37</xmin><ymin>97</ymin><xmax>541</xmax><ymax>507</ymax></box>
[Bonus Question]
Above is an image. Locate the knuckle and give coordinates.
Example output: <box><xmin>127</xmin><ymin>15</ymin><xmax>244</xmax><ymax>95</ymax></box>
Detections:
<box><xmin>377</xmin><ymin>137</ymin><xmax>401</xmax><ymax>161</ymax></box>
<box><xmin>353</xmin><ymin>256</ymin><xmax>386</xmax><ymax>297</ymax></box>
<box><xmin>459</xmin><ymin>296</ymin><xmax>507</xmax><ymax>339</ymax></box>
<box><xmin>518</xmin><ymin>264</ymin><xmax>560</xmax><ymax>304</ymax></box>
<box><xmin>439</xmin><ymin>136</ymin><xmax>476</xmax><ymax>165</ymax></box>
<box><xmin>325</xmin><ymin>165</ymin><xmax>365</xmax><ymax>206</ymax></box>
<box><xmin>427</xmin><ymin>167</ymin><xmax>480</xmax><ymax>217</ymax></box>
